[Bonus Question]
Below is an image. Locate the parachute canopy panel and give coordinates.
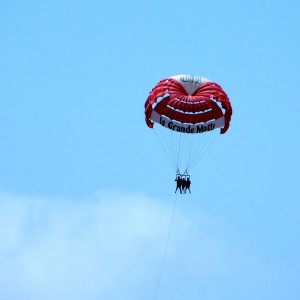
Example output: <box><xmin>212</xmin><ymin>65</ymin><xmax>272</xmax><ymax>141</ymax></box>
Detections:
<box><xmin>144</xmin><ymin>74</ymin><xmax>232</xmax><ymax>134</ymax></box>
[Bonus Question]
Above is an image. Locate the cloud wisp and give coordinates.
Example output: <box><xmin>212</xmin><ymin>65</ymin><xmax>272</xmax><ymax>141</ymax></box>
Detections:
<box><xmin>0</xmin><ymin>191</ymin><xmax>287</xmax><ymax>300</ymax></box>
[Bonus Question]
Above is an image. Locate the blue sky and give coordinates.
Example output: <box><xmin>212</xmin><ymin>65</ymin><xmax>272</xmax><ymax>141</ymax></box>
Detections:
<box><xmin>1</xmin><ymin>0</ymin><xmax>300</xmax><ymax>299</ymax></box>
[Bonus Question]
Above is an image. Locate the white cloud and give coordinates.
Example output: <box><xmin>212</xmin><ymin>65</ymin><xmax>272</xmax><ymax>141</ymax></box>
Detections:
<box><xmin>0</xmin><ymin>191</ymin><xmax>171</xmax><ymax>300</ymax></box>
<box><xmin>0</xmin><ymin>191</ymin><xmax>291</xmax><ymax>300</ymax></box>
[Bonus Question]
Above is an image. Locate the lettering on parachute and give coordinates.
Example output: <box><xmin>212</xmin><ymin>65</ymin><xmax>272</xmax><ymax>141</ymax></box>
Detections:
<box><xmin>179</xmin><ymin>75</ymin><xmax>202</xmax><ymax>84</ymax></box>
<box><xmin>159</xmin><ymin>116</ymin><xmax>215</xmax><ymax>133</ymax></box>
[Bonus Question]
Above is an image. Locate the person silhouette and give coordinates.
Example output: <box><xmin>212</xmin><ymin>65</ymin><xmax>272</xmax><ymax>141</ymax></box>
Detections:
<box><xmin>175</xmin><ymin>176</ymin><xmax>182</xmax><ymax>194</ymax></box>
<box><xmin>181</xmin><ymin>177</ymin><xmax>187</xmax><ymax>194</ymax></box>
<box><xmin>186</xmin><ymin>177</ymin><xmax>191</xmax><ymax>193</ymax></box>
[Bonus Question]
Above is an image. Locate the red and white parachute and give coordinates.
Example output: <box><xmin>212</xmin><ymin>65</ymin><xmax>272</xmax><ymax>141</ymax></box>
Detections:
<box><xmin>144</xmin><ymin>75</ymin><xmax>232</xmax><ymax>173</ymax></box>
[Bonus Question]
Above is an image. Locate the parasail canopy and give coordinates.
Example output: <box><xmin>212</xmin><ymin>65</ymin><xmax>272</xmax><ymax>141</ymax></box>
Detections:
<box><xmin>145</xmin><ymin>74</ymin><xmax>232</xmax><ymax>134</ymax></box>
<box><xmin>144</xmin><ymin>75</ymin><xmax>232</xmax><ymax>174</ymax></box>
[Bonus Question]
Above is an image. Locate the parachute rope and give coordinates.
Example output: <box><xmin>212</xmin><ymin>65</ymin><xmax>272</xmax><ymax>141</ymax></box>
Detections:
<box><xmin>189</xmin><ymin>132</ymin><xmax>219</xmax><ymax>172</ymax></box>
<box><xmin>154</xmin><ymin>192</ymin><xmax>179</xmax><ymax>300</ymax></box>
<box><xmin>176</xmin><ymin>131</ymin><xmax>183</xmax><ymax>172</ymax></box>
<box><xmin>153</xmin><ymin>128</ymin><xmax>177</xmax><ymax>170</ymax></box>
<box><xmin>154</xmin><ymin>124</ymin><xmax>219</xmax><ymax>174</ymax></box>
